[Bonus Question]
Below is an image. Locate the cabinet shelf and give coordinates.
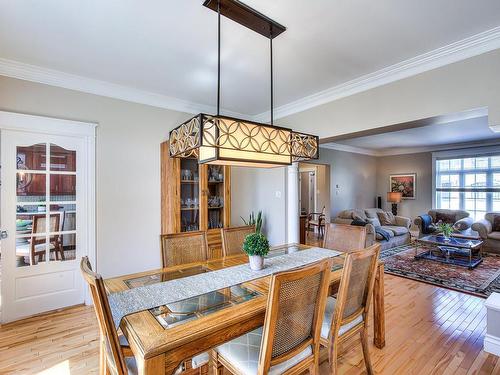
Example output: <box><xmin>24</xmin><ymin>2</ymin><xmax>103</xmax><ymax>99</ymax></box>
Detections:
<box><xmin>181</xmin><ymin>207</ymin><xmax>199</xmax><ymax>211</ymax></box>
<box><xmin>208</xmin><ymin>206</ymin><xmax>224</xmax><ymax>210</ymax></box>
<box><xmin>181</xmin><ymin>180</ymin><xmax>199</xmax><ymax>184</ymax></box>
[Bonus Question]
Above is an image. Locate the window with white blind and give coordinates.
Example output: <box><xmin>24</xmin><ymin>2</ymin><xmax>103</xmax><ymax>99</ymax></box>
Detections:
<box><xmin>434</xmin><ymin>154</ymin><xmax>500</xmax><ymax>221</ymax></box>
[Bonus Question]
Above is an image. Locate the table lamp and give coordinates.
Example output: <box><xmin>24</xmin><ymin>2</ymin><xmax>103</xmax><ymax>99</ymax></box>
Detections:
<box><xmin>387</xmin><ymin>192</ymin><xmax>402</xmax><ymax>216</ymax></box>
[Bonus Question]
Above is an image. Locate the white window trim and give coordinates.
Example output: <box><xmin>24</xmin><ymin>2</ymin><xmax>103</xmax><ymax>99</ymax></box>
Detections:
<box><xmin>0</xmin><ymin>110</ymin><xmax>97</xmax><ymax>304</ymax></box>
<box><xmin>432</xmin><ymin>145</ymin><xmax>500</xmax><ymax>211</ymax></box>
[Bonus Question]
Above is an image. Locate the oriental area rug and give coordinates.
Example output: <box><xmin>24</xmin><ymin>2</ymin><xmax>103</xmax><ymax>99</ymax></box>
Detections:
<box><xmin>381</xmin><ymin>243</ymin><xmax>500</xmax><ymax>298</ymax></box>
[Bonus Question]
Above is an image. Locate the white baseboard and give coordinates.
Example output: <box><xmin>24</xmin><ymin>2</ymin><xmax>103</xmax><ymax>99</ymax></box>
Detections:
<box><xmin>484</xmin><ymin>334</ymin><xmax>500</xmax><ymax>356</ymax></box>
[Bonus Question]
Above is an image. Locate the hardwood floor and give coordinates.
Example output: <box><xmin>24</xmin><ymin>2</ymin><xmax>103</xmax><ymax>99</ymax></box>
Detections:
<box><xmin>0</xmin><ymin>244</ymin><xmax>498</xmax><ymax>374</ymax></box>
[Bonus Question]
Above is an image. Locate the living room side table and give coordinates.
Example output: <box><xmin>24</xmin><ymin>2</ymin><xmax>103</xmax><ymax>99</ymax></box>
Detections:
<box><xmin>415</xmin><ymin>235</ymin><xmax>483</xmax><ymax>269</ymax></box>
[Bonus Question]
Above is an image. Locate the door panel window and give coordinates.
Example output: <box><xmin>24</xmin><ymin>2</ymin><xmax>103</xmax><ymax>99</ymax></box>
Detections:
<box><xmin>15</xmin><ymin>143</ymin><xmax>77</xmax><ymax>267</ymax></box>
<box><xmin>16</xmin><ymin>143</ymin><xmax>46</xmax><ymax>171</ymax></box>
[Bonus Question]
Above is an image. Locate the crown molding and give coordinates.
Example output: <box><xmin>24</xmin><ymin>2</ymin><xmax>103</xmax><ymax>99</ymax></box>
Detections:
<box><xmin>376</xmin><ymin>138</ymin><xmax>500</xmax><ymax>156</ymax></box>
<box><xmin>321</xmin><ymin>138</ymin><xmax>500</xmax><ymax>157</ymax></box>
<box><xmin>0</xmin><ymin>57</ymin><xmax>247</xmax><ymax>118</ymax></box>
<box><xmin>254</xmin><ymin>26</ymin><xmax>500</xmax><ymax>122</ymax></box>
<box><xmin>320</xmin><ymin>143</ymin><xmax>378</xmax><ymax>156</ymax></box>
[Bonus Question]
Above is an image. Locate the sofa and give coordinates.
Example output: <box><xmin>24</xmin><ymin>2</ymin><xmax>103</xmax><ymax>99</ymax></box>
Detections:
<box><xmin>472</xmin><ymin>212</ymin><xmax>500</xmax><ymax>254</ymax></box>
<box><xmin>332</xmin><ymin>208</ymin><xmax>411</xmax><ymax>251</ymax></box>
<box><xmin>414</xmin><ymin>209</ymin><xmax>474</xmax><ymax>237</ymax></box>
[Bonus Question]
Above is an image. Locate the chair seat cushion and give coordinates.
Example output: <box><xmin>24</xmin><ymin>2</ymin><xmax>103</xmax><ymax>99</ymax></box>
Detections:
<box><xmin>215</xmin><ymin>327</ymin><xmax>312</xmax><ymax>375</ymax></box>
<box><xmin>16</xmin><ymin>242</ymin><xmax>56</xmax><ymax>256</ymax></box>
<box><xmin>192</xmin><ymin>352</ymin><xmax>210</xmax><ymax>368</ymax></box>
<box><xmin>381</xmin><ymin>225</ymin><xmax>408</xmax><ymax>236</ymax></box>
<box><xmin>321</xmin><ymin>297</ymin><xmax>364</xmax><ymax>340</ymax></box>
<box><xmin>488</xmin><ymin>232</ymin><xmax>500</xmax><ymax>240</ymax></box>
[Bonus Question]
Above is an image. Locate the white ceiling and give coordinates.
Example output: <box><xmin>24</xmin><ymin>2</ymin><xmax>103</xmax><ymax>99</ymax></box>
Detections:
<box><xmin>325</xmin><ymin>116</ymin><xmax>500</xmax><ymax>155</ymax></box>
<box><xmin>1</xmin><ymin>1</ymin><xmax>500</xmax><ymax>117</ymax></box>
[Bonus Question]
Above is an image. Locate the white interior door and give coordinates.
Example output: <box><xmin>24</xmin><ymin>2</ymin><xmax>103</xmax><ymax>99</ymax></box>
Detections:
<box><xmin>1</xmin><ymin>127</ymin><xmax>91</xmax><ymax>322</ymax></box>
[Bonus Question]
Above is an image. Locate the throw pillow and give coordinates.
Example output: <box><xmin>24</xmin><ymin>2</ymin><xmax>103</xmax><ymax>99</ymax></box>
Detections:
<box><xmin>351</xmin><ymin>219</ymin><xmax>368</xmax><ymax>227</ymax></box>
<box><xmin>377</xmin><ymin>211</ymin><xmax>395</xmax><ymax>226</ymax></box>
<box><xmin>453</xmin><ymin>218</ymin><xmax>471</xmax><ymax>231</ymax></box>
<box><xmin>493</xmin><ymin>215</ymin><xmax>500</xmax><ymax>232</ymax></box>
<box><xmin>435</xmin><ymin>212</ymin><xmax>456</xmax><ymax>224</ymax></box>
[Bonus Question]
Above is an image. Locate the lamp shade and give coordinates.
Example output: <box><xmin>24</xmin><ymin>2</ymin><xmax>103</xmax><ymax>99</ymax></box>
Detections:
<box><xmin>387</xmin><ymin>192</ymin><xmax>402</xmax><ymax>203</ymax></box>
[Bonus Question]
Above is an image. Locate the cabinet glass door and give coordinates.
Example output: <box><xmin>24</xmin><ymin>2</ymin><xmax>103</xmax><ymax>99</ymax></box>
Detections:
<box><xmin>180</xmin><ymin>158</ymin><xmax>199</xmax><ymax>232</ymax></box>
<box><xmin>206</xmin><ymin>165</ymin><xmax>225</xmax><ymax>229</ymax></box>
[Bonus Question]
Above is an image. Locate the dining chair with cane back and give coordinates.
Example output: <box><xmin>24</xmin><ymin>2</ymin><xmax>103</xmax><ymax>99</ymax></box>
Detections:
<box><xmin>81</xmin><ymin>257</ymin><xmax>209</xmax><ymax>375</ymax></box>
<box><xmin>221</xmin><ymin>225</ymin><xmax>255</xmax><ymax>257</ymax></box>
<box><xmin>322</xmin><ymin>223</ymin><xmax>367</xmax><ymax>253</ymax></box>
<box><xmin>211</xmin><ymin>258</ymin><xmax>333</xmax><ymax>375</ymax></box>
<box><xmin>320</xmin><ymin>243</ymin><xmax>381</xmax><ymax>375</ymax></box>
<box><xmin>160</xmin><ymin>231</ymin><xmax>208</xmax><ymax>268</ymax></box>
<box><xmin>158</xmin><ymin>232</ymin><xmax>211</xmax><ymax>372</ymax></box>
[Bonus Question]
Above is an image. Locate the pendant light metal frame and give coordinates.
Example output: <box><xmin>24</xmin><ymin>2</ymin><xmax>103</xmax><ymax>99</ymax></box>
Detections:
<box><xmin>169</xmin><ymin>0</ymin><xmax>319</xmax><ymax>166</ymax></box>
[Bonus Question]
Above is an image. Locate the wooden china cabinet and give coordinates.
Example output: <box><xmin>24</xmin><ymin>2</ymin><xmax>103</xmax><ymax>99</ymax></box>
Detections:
<box><xmin>160</xmin><ymin>141</ymin><xmax>231</xmax><ymax>259</ymax></box>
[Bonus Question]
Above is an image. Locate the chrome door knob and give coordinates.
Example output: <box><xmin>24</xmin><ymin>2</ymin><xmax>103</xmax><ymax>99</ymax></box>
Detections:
<box><xmin>0</xmin><ymin>230</ymin><xmax>8</xmax><ymax>239</ymax></box>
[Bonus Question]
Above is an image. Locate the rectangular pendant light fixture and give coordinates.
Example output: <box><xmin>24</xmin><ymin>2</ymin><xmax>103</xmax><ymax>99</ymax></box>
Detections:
<box><xmin>168</xmin><ymin>0</ymin><xmax>319</xmax><ymax>167</ymax></box>
<box><xmin>169</xmin><ymin>114</ymin><xmax>319</xmax><ymax>167</ymax></box>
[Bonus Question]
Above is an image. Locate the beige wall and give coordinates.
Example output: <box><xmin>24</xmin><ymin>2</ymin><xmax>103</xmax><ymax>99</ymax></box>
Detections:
<box><xmin>376</xmin><ymin>152</ymin><xmax>432</xmax><ymax>220</ymax></box>
<box><xmin>318</xmin><ymin>148</ymin><xmax>377</xmax><ymax>217</ymax></box>
<box><xmin>0</xmin><ymin>76</ymin><xmax>188</xmax><ymax>277</ymax></box>
<box><xmin>231</xmin><ymin>166</ymin><xmax>286</xmax><ymax>245</ymax></box>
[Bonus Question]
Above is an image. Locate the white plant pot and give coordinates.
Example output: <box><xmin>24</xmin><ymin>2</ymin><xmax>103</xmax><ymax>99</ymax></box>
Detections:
<box><xmin>249</xmin><ymin>255</ymin><xmax>264</xmax><ymax>271</ymax></box>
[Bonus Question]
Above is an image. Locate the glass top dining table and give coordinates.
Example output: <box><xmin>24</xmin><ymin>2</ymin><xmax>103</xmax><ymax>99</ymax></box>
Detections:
<box><xmin>120</xmin><ymin>244</ymin><xmax>346</xmax><ymax>330</ymax></box>
<box><xmin>104</xmin><ymin>243</ymin><xmax>383</xmax><ymax>375</ymax></box>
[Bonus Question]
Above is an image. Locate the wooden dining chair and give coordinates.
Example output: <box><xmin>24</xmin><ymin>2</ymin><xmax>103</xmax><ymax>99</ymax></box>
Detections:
<box><xmin>81</xmin><ymin>257</ymin><xmax>210</xmax><ymax>375</ymax></box>
<box><xmin>322</xmin><ymin>223</ymin><xmax>367</xmax><ymax>253</ymax></box>
<box><xmin>80</xmin><ymin>257</ymin><xmax>135</xmax><ymax>375</ymax></box>
<box><xmin>211</xmin><ymin>258</ymin><xmax>333</xmax><ymax>375</ymax></box>
<box><xmin>16</xmin><ymin>213</ymin><xmax>64</xmax><ymax>265</ymax></box>
<box><xmin>320</xmin><ymin>244</ymin><xmax>381</xmax><ymax>375</ymax></box>
<box><xmin>307</xmin><ymin>206</ymin><xmax>326</xmax><ymax>238</ymax></box>
<box><xmin>160</xmin><ymin>231</ymin><xmax>208</xmax><ymax>268</ymax></box>
<box><xmin>221</xmin><ymin>225</ymin><xmax>255</xmax><ymax>257</ymax></box>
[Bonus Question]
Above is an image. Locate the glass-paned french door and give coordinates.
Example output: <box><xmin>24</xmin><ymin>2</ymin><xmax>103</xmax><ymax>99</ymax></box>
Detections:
<box><xmin>1</xmin><ymin>125</ymin><xmax>90</xmax><ymax>323</ymax></box>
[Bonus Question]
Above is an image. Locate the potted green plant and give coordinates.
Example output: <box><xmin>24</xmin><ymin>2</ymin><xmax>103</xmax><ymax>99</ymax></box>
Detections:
<box><xmin>241</xmin><ymin>210</ymin><xmax>263</xmax><ymax>233</ymax></box>
<box><xmin>437</xmin><ymin>221</ymin><xmax>454</xmax><ymax>241</ymax></box>
<box><xmin>243</xmin><ymin>232</ymin><xmax>270</xmax><ymax>271</ymax></box>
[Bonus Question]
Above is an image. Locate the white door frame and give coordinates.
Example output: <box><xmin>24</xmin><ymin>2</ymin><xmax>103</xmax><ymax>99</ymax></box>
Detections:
<box><xmin>0</xmin><ymin>111</ymin><xmax>97</xmax><ymax>317</ymax></box>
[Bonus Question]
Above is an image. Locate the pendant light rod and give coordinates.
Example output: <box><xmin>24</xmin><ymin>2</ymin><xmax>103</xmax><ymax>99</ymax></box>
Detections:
<box><xmin>217</xmin><ymin>0</ymin><xmax>221</xmax><ymax>116</ymax></box>
<box><xmin>270</xmin><ymin>33</ymin><xmax>273</xmax><ymax>125</ymax></box>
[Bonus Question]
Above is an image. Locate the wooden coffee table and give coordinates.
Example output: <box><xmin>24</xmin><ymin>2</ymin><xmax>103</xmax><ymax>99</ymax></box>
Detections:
<box><xmin>415</xmin><ymin>235</ymin><xmax>483</xmax><ymax>269</ymax></box>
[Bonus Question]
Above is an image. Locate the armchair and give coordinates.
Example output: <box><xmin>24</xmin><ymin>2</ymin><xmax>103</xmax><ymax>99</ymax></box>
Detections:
<box><xmin>472</xmin><ymin>213</ymin><xmax>500</xmax><ymax>254</ymax></box>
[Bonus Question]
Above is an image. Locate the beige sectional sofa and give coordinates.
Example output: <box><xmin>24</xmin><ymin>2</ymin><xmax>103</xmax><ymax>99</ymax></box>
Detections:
<box><xmin>332</xmin><ymin>208</ymin><xmax>411</xmax><ymax>250</ymax></box>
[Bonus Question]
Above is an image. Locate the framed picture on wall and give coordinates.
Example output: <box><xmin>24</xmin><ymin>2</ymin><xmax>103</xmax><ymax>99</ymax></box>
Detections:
<box><xmin>389</xmin><ymin>173</ymin><xmax>416</xmax><ymax>200</ymax></box>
